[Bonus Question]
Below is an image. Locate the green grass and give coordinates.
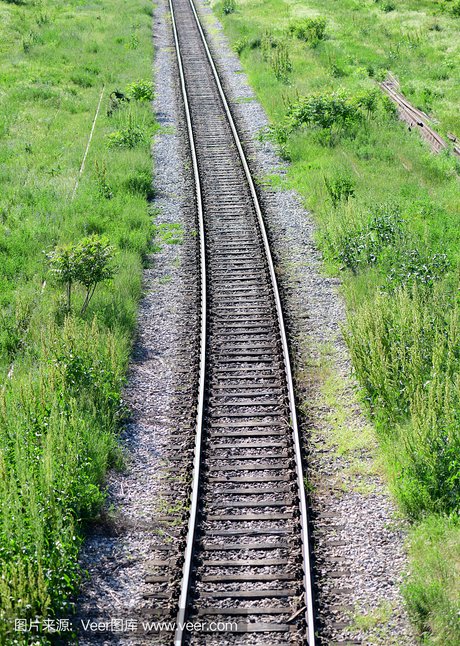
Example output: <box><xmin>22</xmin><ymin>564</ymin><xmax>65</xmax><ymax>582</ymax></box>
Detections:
<box><xmin>0</xmin><ymin>0</ymin><xmax>155</xmax><ymax>641</ymax></box>
<box><xmin>404</xmin><ymin>514</ymin><xmax>460</xmax><ymax>644</ymax></box>
<box><xmin>212</xmin><ymin>0</ymin><xmax>460</xmax><ymax>642</ymax></box>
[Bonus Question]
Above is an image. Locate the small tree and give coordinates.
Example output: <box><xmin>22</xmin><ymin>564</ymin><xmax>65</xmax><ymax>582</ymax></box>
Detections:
<box><xmin>47</xmin><ymin>235</ymin><xmax>115</xmax><ymax>315</ymax></box>
<box><xmin>73</xmin><ymin>236</ymin><xmax>115</xmax><ymax>314</ymax></box>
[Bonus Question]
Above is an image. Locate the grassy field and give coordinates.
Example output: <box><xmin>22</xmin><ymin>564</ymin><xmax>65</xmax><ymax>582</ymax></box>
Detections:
<box><xmin>211</xmin><ymin>0</ymin><xmax>460</xmax><ymax>642</ymax></box>
<box><xmin>0</xmin><ymin>0</ymin><xmax>155</xmax><ymax>641</ymax></box>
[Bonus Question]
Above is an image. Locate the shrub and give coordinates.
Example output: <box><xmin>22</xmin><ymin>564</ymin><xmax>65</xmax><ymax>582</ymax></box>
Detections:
<box><xmin>107</xmin><ymin>117</ymin><xmax>146</xmax><ymax>148</ymax></box>
<box><xmin>70</xmin><ymin>73</ymin><xmax>94</xmax><ymax>88</ymax></box>
<box><xmin>47</xmin><ymin>243</ymin><xmax>76</xmax><ymax>310</ymax></box>
<box><xmin>324</xmin><ymin>174</ymin><xmax>355</xmax><ymax>207</ymax></box>
<box><xmin>383</xmin><ymin>1</ymin><xmax>396</xmax><ymax>12</ymax></box>
<box><xmin>289</xmin><ymin>17</ymin><xmax>327</xmax><ymax>46</ymax></box>
<box><xmin>354</xmin><ymin>88</ymin><xmax>380</xmax><ymax>116</ymax></box>
<box><xmin>233</xmin><ymin>37</ymin><xmax>248</xmax><ymax>54</ymax></box>
<box><xmin>47</xmin><ymin>235</ymin><xmax>116</xmax><ymax>315</ymax></box>
<box><xmin>126</xmin><ymin>79</ymin><xmax>154</xmax><ymax>101</ymax></box>
<box><xmin>329</xmin><ymin>203</ymin><xmax>404</xmax><ymax>272</ymax></box>
<box><xmin>385</xmin><ymin>249</ymin><xmax>450</xmax><ymax>291</ymax></box>
<box><xmin>222</xmin><ymin>0</ymin><xmax>236</xmax><ymax>15</ymax></box>
<box><xmin>286</xmin><ymin>90</ymin><xmax>363</xmax><ymax>131</ymax></box>
<box><xmin>233</xmin><ymin>36</ymin><xmax>261</xmax><ymax>54</ymax></box>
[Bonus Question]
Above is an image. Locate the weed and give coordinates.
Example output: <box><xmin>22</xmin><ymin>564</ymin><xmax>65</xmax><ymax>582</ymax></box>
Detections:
<box><xmin>107</xmin><ymin>115</ymin><xmax>147</xmax><ymax>148</ymax></box>
<box><xmin>330</xmin><ymin>62</ymin><xmax>347</xmax><ymax>78</ymax></box>
<box><xmin>385</xmin><ymin>249</ymin><xmax>450</xmax><ymax>290</ymax></box>
<box><xmin>281</xmin><ymin>90</ymin><xmax>371</xmax><ymax>141</ymax></box>
<box><xmin>289</xmin><ymin>17</ymin><xmax>327</xmax><ymax>47</ymax></box>
<box><xmin>222</xmin><ymin>0</ymin><xmax>236</xmax><ymax>15</ymax></box>
<box><xmin>404</xmin><ymin>515</ymin><xmax>460</xmax><ymax>643</ymax></box>
<box><xmin>261</xmin><ymin>30</ymin><xmax>279</xmax><ymax>61</ymax></box>
<box><xmin>129</xmin><ymin>32</ymin><xmax>140</xmax><ymax>49</ymax></box>
<box><xmin>271</xmin><ymin>42</ymin><xmax>292</xmax><ymax>83</ymax></box>
<box><xmin>233</xmin><ymin>38</ymin><xmax>248</xmax><ymax>54</ymax></box>
<box><xmin>324</xmin><ymin>174</ymin><xmax>355</xmax><ymax>207</ymax></box>
<box><xmin>383</xmin><ymin>1</ymin><xmax>396</xmax><ymax>12</ymax></box>
<box><xmin>94</xmin><ymin>160</ymin><xmax>114</xmax><ymax>199</ymax></box>
<box><xmin>71</xmin><ymin>73</ymin><xmax>95</xmax><ymax>88</ymax></box>
<box><xmin>126</xmin><ymin>79</ymin><xmax>154</xmax><ymax>102</ymax></box>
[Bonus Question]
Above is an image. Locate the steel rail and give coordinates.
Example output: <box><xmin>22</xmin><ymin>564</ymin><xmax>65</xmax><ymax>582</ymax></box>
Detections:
<box><xmin>168</xmin><ymin>1</ymin><xmax>207</xmax><ymax>644</ymax></box>
<box><xmin>169</xmin><ymin>0</ymin><xmax>316</xmax><ymax>643</ymax></box>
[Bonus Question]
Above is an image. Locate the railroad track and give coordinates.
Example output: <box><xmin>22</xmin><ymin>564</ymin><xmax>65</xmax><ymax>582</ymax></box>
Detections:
<box><xmin>164</xmin><ymin>0</ymin><xmax>316</xmax><ymax>643</ymax></box>
<box><xmin>381</xmin><ymin>76</ymin><xmax>460</xmax><ymax>158</ymax></box>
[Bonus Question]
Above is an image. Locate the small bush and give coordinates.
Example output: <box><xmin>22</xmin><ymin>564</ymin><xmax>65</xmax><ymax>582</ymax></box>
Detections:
<box><xmin>324</xmin><ymin>174</ymin><xmax>355</xmax><ymax>207</ymax></box>
<box><xmin>286</xmin><ymin>90</ymin><xmax>363</xmax><ymax>131</ymax></box>
<box><xmin>233</xmin><ymin>36</ymin><xmax>261</xmax><ymax>55</ymax></box>
<box><xmin>222</xmin><ymin>0</ymin><xmax>236</xmax><ymax>15</ymax></box>
<box><xmin>329</xmin><ymin>203</ymin><xmax>404</xmax><ymax>272</ymax></box>
<box><xmin>382</xmin><ymin>1</ymin><xmax>396</xmax><ymax>11</ymax></box>
<box><xmin>289</xmin><ymin>17</ymin><xmax>326</xmax><ymax>46</ymax></box>
<box><xmin>107</xmin><ymin>115</ymin><xmax>146</xmax><ymax>148</ymax></box>
<box><xmin>385</xmin><ymin>249</ymin><xmax>450</xmax><ymax>290</ymax></box>
<box><xmin>47</xmin><ymin>235</ymin><xmax>116</xmax><ymax>314</ymax></box>
<box><xmin>126</xmin><ymin>79</ymin><xmax>154</xmax><ymax>102</ymax></box>
<box><xmin>70</xmin><ymin>73</ymin><xmax>94</xmax><ymax>88</ymax></box>
<box><xmin>450</xmin><ymin>0</ymin><xmax>460</xmax><ymax>17</ymax></box>
<box><xmin>330</xmin><ymin>62</ymin><xmax>347</xmax><ymax>78</ymax></box>
<box><xmin>233</xmin><ymin>37</ymin><xmax>248</xmax><ymax>54</ymax></box>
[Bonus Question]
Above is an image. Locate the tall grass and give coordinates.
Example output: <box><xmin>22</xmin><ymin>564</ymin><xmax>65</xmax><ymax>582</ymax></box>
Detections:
<box><xmin>0</xmin><ymin>0</ymin><xmax>155</xmax><ymax>640</ymax></box>
<box><xmin>345</xmin><ymin>283</ymin><xmax>460</xmax><ymax>517</ymax></box>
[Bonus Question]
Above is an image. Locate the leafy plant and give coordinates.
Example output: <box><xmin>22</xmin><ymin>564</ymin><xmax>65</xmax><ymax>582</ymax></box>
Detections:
<box><xmin>47</xmin><ymin>244</ymin><xmax>76</xmax><ymax>311</ymax></box>
<box><xmin>329</xmin><ymin>203</ymin><xmax>404</xmax><ymax>272</ymax></box>
<box><xmin>382</xmin><ymin>1</ymin><xmax>396</xmax><ymax>12</ymax></box>
<box><xmin>126</xmin><ymin>79</ymin><xmax>154</xmax><ymax>101</ymax></box>
<box><xmin>385</xmin><ymin>249</ymin><xmax>450</xmax><ymax>290</ymax></box>
<box><xmin>47</xmin><ymin>235</ymin><xmax>116</xmax><ymax>315</ymax></box>
<box><xmin>286</xmin><ymin>90</ymin><xmax>363</xmax><ymax>130</ymax></box>
<box><xmin>324</xmin><ymin>174</ymin><xmax>355</xmax><ymax>207</ymax></box>
<box><xmin>289</xmin><ymin>17</ymin><xmax>327</xmax><ymax>46</ymax></box>
<box><xmin>107</xmin><ymin>115</ymin><xmax>146</xmax><ymax>148</ymax></box>
<box><xmin>233</xmin><ymin>37</ymin><xmax>248</xmax><ymax>54</ymax></box>
<box><xmin>71</xmin><ymin>236</ymin><xmax>116</xmax><ymax>315</ymax></box>
<box><xmin>222</xmin><ymin>0</ymin><xmax>236</xmax><ymax>15</ymax></box>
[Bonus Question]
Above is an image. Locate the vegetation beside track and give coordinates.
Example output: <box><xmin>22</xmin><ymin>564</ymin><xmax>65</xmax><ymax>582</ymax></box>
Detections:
<box><xmin>211</xmin><ymin>0</ymin><xmax>460</xmax><ymax>642</ymax></box>
<box><xmin>0</xmin><ymin>0</ymin><xmax>155</xmax><ymax>641</ymax></box>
